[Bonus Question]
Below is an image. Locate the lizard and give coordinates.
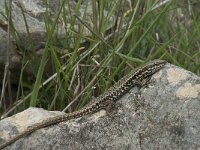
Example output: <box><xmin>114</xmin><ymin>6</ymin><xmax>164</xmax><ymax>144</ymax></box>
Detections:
<box><xmin>0</xmin><ymin>59</ymin><xmax>167</xmax><ymax>149</ymax></box>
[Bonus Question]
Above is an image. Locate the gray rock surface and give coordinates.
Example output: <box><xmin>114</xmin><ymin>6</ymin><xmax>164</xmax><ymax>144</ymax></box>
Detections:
<box><xmin>0</xmin><ymin>63</ymin><xmax>200</xmax><ymax>150</ymax></box>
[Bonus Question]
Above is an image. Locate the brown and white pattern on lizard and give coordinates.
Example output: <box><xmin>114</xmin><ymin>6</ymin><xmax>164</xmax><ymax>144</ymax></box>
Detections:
<box><xmin>0</xmin><ymin>59</ymin><xmax>167</xmax><ymax>149</ymax></box>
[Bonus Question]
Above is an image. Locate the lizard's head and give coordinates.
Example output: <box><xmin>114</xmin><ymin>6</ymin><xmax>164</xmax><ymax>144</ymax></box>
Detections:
<box><xmin>135</xmin><ymin>59</ymin><xmax>167</xmax><ymax>80</ymax></box>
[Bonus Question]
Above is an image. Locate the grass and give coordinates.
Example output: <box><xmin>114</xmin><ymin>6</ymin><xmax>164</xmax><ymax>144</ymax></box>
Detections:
<box><xmin>0</xmin><ymin>0</ymin><xmax>200</xmax><ymax>118</ymax></box>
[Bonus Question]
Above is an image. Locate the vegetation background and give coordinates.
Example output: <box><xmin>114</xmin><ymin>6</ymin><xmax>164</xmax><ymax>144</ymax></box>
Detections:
<box><xmin>0</xmin><ymin>0</ymin><xmax>199</xmax><ymax>118</ymax></box>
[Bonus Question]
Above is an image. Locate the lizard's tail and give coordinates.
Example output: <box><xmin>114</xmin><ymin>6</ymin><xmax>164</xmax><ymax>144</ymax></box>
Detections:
<box><xmin>0</xmin><ymin>108</ymin><xmax>92</xmax><ymax>149</ymax></box>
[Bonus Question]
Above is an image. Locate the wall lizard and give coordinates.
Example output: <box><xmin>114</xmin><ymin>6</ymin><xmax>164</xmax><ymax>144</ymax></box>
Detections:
<box><xmin>0</xmin><ymin>59</ymin><xmax>167</xmax><ymax>149</ymax></box>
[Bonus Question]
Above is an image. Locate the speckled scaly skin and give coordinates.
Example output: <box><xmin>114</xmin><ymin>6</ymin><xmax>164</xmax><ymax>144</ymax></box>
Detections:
<box><xmin>0</xmin><ymin>59</ymin><xmax>167</xmax><ymax>149</ymax></box>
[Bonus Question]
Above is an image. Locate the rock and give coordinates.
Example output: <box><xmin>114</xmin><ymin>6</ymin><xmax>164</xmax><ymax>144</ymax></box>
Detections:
<box><xmin>0</xmin><ymin>0</ymin><xmax>116</xmax><ymax>61</ymax></box>
<box><xmin>0</xmin><ymin>62</ymin><xmax>200</xmax><ymax>150</ymax></box>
